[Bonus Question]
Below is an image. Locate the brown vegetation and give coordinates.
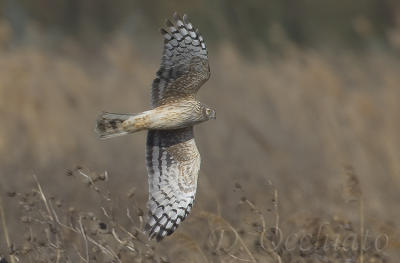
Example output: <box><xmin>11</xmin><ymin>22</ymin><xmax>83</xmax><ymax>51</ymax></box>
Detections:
<box><xmin>0</xmin><ymin>20</ymin><xmax>400</xmax><ymax>262</ymax></box>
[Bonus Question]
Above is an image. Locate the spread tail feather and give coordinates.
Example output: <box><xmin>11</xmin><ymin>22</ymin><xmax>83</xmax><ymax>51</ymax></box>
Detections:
<box><xmin>95</xmin><ymin>112</ymin><xmax>144</xmax><ymax>139</ymax></box>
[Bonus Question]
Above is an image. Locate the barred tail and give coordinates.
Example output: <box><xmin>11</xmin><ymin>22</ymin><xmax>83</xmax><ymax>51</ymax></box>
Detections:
<box><xmin>95</xmin><ymin>112</ymin><xmax>147</xmax><ymax>139</ymax></box>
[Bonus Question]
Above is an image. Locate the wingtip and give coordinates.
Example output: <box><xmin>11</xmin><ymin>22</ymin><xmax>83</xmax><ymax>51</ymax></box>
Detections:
<box><xmin>145</xmin><ymin>223</ymin><xmax>167</xmax><ymax>242</ymax></box>
<box><xmin>173</xmin><ymin>11</ymin><xmax>180</xmax><ymax>21</ymax></box>
<box><xmin>160</xmin><ymin>27</ymin><xmax>170</xmax><ymax>37</ymax></box>
<box><xmin>165</xmin><ymin>19</ymin><xmax>174</xmax><ymax>28</ymax></box>
<box><xmin>182</xmin><ymin>14</ymin><xmax>189</xmax><ymax>24</ymax></box>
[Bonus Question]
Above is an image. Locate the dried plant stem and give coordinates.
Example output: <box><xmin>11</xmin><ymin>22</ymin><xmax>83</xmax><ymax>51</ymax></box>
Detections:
<box><xmin>33</xmin><ymin>174</ymin><xmax>54</xmax><ymax>221</ymax></box>
<box><xmin>55</xmin><ymin>235</ymin><xmax>61</xmax><ymax>263</ymax></box>
<box><xmin>33</xmin><ymin>174</ymin><xmax>123</xmax><ymax>262</ymax></box>
<box><xmin>228</xmin><ymin>253</ymin><xmax>252</xmax><ymax>262</ymax></box>
<box><xmin>198</xmin><ymin>211</ymin><xmax>257</xmax><ymax>263</ymax></box>
<box><xmin>245</xmin><ymin>197</ymin><xmax>281</xmax><ymax>263</ymax></box>
<box><xmin>359</xmin><ymin>197</ymin><xmax>364</xmax><ymax>263</ymax></box>
<box><xmin>227</xmin><ymin>223</ymin><xmax>256</xmax><ymax>263</ymax></box>
<box><xmin>78</xmin><ymin>216</ymin><xmax>90</xmax><ymax>263</ymax></box>
<box><xmin>173</xmin><ymin>233</ymin><xmax>208</xmax><ymax>263</ymax></box>
<box><xmin>273</xmin><ymin>189</ymin><xmax>279</xmax><ymax>231</ymax></box>
<box><xmin>0</xmin><ymin>196</ymin><xmax>16</xmax><ymax>263</ymax></box>
<box><xmin>258</xmin><ymin>213</ymin><xmax>282</xmax><ymax>263</ymax></box>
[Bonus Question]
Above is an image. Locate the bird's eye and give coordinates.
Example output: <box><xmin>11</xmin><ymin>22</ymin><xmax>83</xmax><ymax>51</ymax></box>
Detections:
<box><xmin>206</xmin><ymin>109</ymin><xmax>211</xmax><ymax>115</ymax></box>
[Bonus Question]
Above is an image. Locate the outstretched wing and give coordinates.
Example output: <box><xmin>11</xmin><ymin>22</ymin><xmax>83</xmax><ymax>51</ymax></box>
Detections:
<box><xmin>145</xmin><ymin>127</ymin><xmax>200</xmax><ymax>240</ymax></box>
<box><xmin>151</xmin><ymin>13</ymin><xmax>210</xmax><ymax>107</ymax></box>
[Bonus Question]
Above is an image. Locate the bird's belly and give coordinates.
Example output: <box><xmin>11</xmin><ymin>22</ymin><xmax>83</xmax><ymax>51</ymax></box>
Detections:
<box><xmin>146</xmin><ymin>106</ymin><xmax>200</xmax><ymax>130</ymax></box>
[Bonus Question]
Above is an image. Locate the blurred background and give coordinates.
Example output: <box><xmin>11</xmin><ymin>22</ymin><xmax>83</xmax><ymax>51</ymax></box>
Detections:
<box><xmin>1</xmin><ymin>0</ymin><xmax>400</xmax><ymax>261</ymax></box>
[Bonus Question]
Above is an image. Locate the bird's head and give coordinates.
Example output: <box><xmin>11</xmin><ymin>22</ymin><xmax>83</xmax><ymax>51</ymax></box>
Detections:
<box><xmin>202</xmin><ymin>106</ymin><xmax>216</xmax><ymax>120</ymax></box>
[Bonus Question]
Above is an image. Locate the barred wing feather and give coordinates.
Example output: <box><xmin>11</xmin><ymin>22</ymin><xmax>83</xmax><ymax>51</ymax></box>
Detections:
<box><xmin>151</xmin><ymin>13</ymin><xmax>210</xmax><ymax>107</ymax></box>
<box><xmin>145</xmin><ymin>127</ymin><xmax>200</xmax><ymax>240</ymax></box>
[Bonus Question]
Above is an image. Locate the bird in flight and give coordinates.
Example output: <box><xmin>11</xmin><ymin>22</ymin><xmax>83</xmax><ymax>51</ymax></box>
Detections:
<box><xmin>95</xmin><ymin>12</ymin><xmax>215</xmax><ymax>241</ymax></box>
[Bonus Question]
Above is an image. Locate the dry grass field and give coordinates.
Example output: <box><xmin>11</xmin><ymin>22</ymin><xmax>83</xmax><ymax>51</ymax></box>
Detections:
<box><xmin>1</xmin><ymin>19</ymin><xmax>400</xmax><ymax>262</ymax></box>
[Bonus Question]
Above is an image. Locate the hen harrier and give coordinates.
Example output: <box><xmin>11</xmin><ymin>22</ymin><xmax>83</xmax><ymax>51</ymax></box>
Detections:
<box><xmin>95</xmin><ymin>13</ymin><xmax>215</xmax><ymax>241</ymax></box>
